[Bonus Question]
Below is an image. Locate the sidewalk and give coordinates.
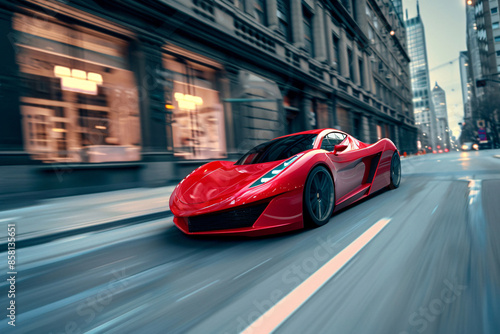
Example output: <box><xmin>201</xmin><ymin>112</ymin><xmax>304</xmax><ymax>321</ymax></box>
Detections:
<box><xmin>0</xmin><ymin>185</ymin><xmax>176</xmax><ymax>249</ymax></box>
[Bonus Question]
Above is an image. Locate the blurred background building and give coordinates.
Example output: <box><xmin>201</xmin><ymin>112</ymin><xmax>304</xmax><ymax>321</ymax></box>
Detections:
<box><xmin>0</xmin><ymin>0</ymin><xmax>417</xmax><ymax>197</ymax></box>
<box><xmin>459</xmin><ymin>51</ymin><xmax>473</xmax><ymax>122</ymax></box>
<box><xmin>462</xmin><ymin>0</ymin><xmax>500</xmax><ymax>148</ymax></box>
<box><xmin>405</xmin><ymin>0</ymin><xmax>437</xmax><ymax>153</ymax></box>
<box><xmin>431</xmin><ymin>82</ymin><xmax>451</xmax><ymax>151</ymax></box>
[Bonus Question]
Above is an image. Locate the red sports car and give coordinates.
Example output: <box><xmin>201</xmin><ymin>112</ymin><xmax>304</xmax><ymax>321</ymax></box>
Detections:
<box><xmin>169</xmin><ymin>129</ymin><xmax>401</xmax><ymax>236</ymax></box>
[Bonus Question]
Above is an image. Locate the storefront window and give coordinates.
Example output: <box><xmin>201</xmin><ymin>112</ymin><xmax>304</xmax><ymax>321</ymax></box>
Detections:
<box><xmin>13</xmin><ymin>13</ymin><xmax>141</xmax><ymax>163</ymax></box>
<box><xmin>162</xmin><ymin>54</ymin><xmax>226</xmax><ymax>159</ymax></box>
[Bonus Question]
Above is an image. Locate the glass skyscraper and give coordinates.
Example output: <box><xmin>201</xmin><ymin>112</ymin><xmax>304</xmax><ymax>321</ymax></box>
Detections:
<box><xmin>405</xmin><ymin>1</ymin><xmax>438</xmax><ymax>151</ymax></box>
<box><xmin>432</xmin><ymin>82</ymin><xmax>451</xmax><ymax>150</ymax></box>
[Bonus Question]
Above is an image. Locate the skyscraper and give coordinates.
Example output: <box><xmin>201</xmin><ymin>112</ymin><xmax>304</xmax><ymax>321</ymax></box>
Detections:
<box><xmin>459</xmin><ymin>51</ymin><xmax>472</xmax><ymax>121</ymax></box>
<box><xmin>465</xmin><ymin>0</ymin><xmax>500</xmax><ymax>148</ymax></box>
<box><xmin>405</xmin><ymin>0</ymin><xmax>438</xmax><ymax>151</ymax></box>
<box><xmin>432</xmin><ymin>82</ymin><xmax>451</xmax><ymax>150</ymax></box>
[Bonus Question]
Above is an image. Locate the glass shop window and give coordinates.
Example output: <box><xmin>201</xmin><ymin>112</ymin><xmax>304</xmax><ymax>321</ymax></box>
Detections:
<box><xmin>13</xmin><ymin>13</ymin><xmax>141</xmax><ymax>163</ymax></box>
<box><xmin>163</xmin><ymin>54</ymin><xmax>226</xmax><ymax>159</ymax></box>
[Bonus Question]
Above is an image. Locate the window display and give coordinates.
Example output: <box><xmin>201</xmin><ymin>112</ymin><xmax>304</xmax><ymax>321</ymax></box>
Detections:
<box><xmin>13</xmin><ymin>13</ymin><xmax>141</xmax><ymax>163</ymax></box>
<box><xmin>163</xmin><ymin>53</ymin><xmax>226</xmax><ymax>159</ymax></box>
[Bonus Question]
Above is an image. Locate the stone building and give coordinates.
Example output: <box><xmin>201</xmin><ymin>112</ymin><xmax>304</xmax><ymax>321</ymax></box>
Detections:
<box><xmin>0</xmin><ymin>0</ymin><xmax>417</xmax><ymax>196</ymax></box>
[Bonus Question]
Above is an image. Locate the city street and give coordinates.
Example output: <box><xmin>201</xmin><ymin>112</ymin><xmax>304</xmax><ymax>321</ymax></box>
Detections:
<box><xmin>1</xmin><ymin>150</ymin><xmax>499</xmax><ymax>334</ymax></box>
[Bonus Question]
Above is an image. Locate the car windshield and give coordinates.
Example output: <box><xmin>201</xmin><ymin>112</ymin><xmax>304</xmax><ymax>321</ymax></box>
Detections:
<box><xmin>236</xmin><ymin>134</ymin><xmax>317</xmax><ymax>165</ymax></box>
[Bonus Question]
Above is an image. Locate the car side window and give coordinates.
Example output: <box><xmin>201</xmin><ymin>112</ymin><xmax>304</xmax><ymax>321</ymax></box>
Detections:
<box><xmin>320</xmin><ymin>132</ymin><xmax>347</xmax><ymax>151</ymax></box>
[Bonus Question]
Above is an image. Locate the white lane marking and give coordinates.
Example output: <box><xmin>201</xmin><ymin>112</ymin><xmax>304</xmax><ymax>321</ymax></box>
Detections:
<box><xmin>176</xmin><ymin>279</ymin><xmax>220</xmax><ymax>302</ymax></box>
<box><xmin>233</xmin><ymin>258</ymin><xmax>272</xmax><ymax>280</ymax></box>
<box><xmin>467</xmin><ymin>179</ymin><xmax>487</xmax><ymax>247</ymax></box>
<box><xmin>431</xmin><ymin>205</ymin><xmax>439</xmax><ymax>215</ymax></box>
<box><xmin>241</xmin><ymin>218</ymin><xmax>392</xmax><ymax>334</ymax></box>
<box><xmin>0</xmin><ymin>217</ymin><xmax>21</xmax><ymax>223</ymax></box>
<box><xmin>468</xmin><ymin>179</ymin><xmax>481</xmax><ymax>205</ymax></box>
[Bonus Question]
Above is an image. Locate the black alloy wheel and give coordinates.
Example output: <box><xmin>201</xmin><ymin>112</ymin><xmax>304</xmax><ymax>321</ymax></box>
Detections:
<box><xmin>304</xmin><ymin>166</ymin><xmax>335</xmax><ymax>227</ymax></box>
<box><xmin>389</xmin><ymin>151</ymin><xmax>401</xmax><ymax>189</ymax></box>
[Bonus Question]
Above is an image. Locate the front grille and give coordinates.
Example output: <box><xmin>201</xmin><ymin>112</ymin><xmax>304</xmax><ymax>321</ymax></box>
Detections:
<box><xmin>188</xmin><ymin>202</ymin><xmax>269</xmax><ymax>232</ymax></box>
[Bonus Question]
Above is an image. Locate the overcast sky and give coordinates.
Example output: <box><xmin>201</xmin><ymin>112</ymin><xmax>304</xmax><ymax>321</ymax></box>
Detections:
<box><xmin>403</xmin><ymin>0</ymin><xmax>467</xmax><ymax>138</ymax></box>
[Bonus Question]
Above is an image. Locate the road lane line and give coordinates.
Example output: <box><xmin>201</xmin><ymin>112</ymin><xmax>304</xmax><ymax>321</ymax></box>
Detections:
<box><xmin>431</xmin><ymin>205</ymin><xmax>439</xmax><ymax>215</ymax></box>
<box><xmin>233</xmin><ymin>258</ymin><xmax>272</xmax><ymax>280</ymax></box>
<box><xmin>467</xmin><ymin>180</ymin><xmax>486</xmax><ymax>246</ymax></box>
<box><xmin>176</xmin><ymin>279</ymin><xmax>220</xmax><ymax>302</ymax></box>
<box><xmin>241</xmin><ymin>218</ymin><xmax>392</xmax><ymax>334</ymax></box>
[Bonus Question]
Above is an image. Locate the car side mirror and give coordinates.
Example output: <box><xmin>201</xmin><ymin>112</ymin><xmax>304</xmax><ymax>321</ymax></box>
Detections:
<box><xmin>333</xmin><ymin>144</ymin><xmax>348</xmax><ymax>155</ymax></box>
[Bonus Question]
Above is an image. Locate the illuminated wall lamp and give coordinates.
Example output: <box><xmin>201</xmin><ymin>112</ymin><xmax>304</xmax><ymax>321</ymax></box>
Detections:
<box><xmin>54</xmin><ymin>66</ymin><xmax>103</xmax><ymax>95</ymax></box>
<box><xmin>174</xmin><ymin>92</ymin><xmax>203</xmax><ymax>111</ymax></box>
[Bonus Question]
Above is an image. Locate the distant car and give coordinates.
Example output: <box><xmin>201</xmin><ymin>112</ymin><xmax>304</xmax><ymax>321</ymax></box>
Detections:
<box><xmin>461</xmin><ymin>142</ymin><xmax>478</xmax><ymax>151</ymax></box>
<box><xmin>170</xmin><ymin>129</ymin><xmax>401</xmax><ymax>236</ymax></box>
<box><xmin>478</xmin><ymin>141</ymin><xmax>493</xmax><ymax>150</ymax></box>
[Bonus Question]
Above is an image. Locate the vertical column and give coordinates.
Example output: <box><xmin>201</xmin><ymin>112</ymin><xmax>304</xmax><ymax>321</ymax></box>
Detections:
<box><xmin>339</xmin><ymin>27</ymin><xmax>349</xmax><ymax>78</ymax></box>
<box><xmin>291</xmin><ymin>0</ymin><xmax>304</xmax><ymax>48</ymax></box>
<box><xmin>352</xmin><ymin>41</ymin><xmax>361</xmax><ymax>86</ymax></box>
<box><xmin>300</xmin><ymin>95</ymin><xmax>313</xmax><ymax>131</ymax></box>
<box><xmin>353</xmin><ymin>0</ymin><xmax>368</xmax><ymax>32</ymax></box>
<box><xmin>325</xmin><ymin>13</ymin><xmax>334</xmax><ymax>66</ymax></box>
<box><xmin>129</xmin><ymin>36</ymin><xmax>169</xmax><ymax>154</ymax></box>
<box><xmin>0</xmin><ymin>10</ymin><xmax>23</xmax><ymax>154</ymax></box>
<box><xmin>368</xmin><ymin>116</ymin><xmax>377</xmax><ymax>143</ymax></box>
<box><xmin>393</xmin><ymin>122</ymin><xmax>400</xmax><ymax>149</ymax></box>
<box><xmin>398</xmin><ymin>127</ymin><xmax>405</xmax><ymax>152</ymax></box>
<box><xmin>244</xmin><ymin>0</ymin><xmax>254</xmax><ymax>15</ymax></box>
<box><xmin>216</xmin><ymin>67</ymin><xmax>236</xmax><ymax>156</ymax></box>
<box><xmin>327</xmin><ymin>96</ymin><xmax>337</xmax><ymax>128</ymax></box>
<box><xmin>267</xmin><ymin>0</ymin><xmax>278</xmax><ymax>30</ymax></box>
<box><xmin>361</xmin><ymin>114</ymin><xmax>370</xmax><ymax>143</ymax></box>
<box><xmin>226</xmin><ymin>66</ymin><xmax>246</xmax><ymax>153</ymax></box>
<box><xmin>369</xmin><ymin>55</ymin><xmax>376</xmax><ymax>95</ymax></box>
<box><xmin>313</xmin><ymin>2</ymin><xmax>327</xmax><ymax>62</ymax></box>
<box><xmin>363</xmin><ymin>53</ymin><xmax>371</xmax><ymax>91</ymax></box>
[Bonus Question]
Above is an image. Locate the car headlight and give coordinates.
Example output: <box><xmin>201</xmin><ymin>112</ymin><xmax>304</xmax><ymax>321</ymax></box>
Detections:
<box><xmin>250</xmin><ymin>154</ymin><xmax>302</xmax><ymax>188</ymax></box>
<box><xmin>472</xmin><ymin>143</ymin><xmax>479</xmax><ymax>150</ymax></box>
<box><xmin>461</xmin><ymin>145</ymin><xmax>468</xmax><ymax>150</ymax></box>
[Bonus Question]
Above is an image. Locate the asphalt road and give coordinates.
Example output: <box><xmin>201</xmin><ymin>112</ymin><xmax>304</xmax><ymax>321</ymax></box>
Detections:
<box><xmin>1</xmin><ymin>150</ymin><xmax>500</xmax><ymax>334</ymax></box>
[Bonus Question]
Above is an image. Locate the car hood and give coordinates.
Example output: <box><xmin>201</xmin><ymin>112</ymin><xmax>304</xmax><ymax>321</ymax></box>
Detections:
<box><xmin>176</xmin><ymin>160</ymin><xmax>282</xmax><ymax>205</ymax></box>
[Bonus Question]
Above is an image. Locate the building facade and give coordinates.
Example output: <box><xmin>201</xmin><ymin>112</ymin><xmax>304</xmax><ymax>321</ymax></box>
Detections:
<box><xmin>0</xmin><ymin>0</ymin><xmax>417</xmax><ymax>196</ymax></box>
<box><xmin>431</xmin><ymin>82</ymin><xmax>451</xmax><ymax>150</ymax></box>
<box><xmin>405</xmin><ymin>1</ymin><xmax>438</xmax><ymax>152</ymax></box>
<box><xmin>464</xmin><ymin>0</ymin><xmax>500</xmax><ymax>148</ymax></box>
<box><xmin>391</xmin><ymin>0</ymin><xmax>404</xmax><ymax>23</ymax></box>
<box><xmin>459</xmin><ymin>51</ymin><xmax>473</xmax><ymax>121</ymax></box>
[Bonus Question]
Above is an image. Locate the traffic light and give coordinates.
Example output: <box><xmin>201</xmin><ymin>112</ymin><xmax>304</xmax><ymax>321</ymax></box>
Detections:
<box><xmin>476</xmin><ymin>79</ymin><xmax>487</xmax><ymax>87</ymax></box>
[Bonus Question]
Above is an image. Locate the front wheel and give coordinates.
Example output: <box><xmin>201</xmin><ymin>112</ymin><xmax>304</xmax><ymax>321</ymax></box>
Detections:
<box><xmin>304</xmin><ymin>166</ymin><xmax>335</xmax><ymax>227</ymax></box>
<box><xmin>388</xmin><ymin>151</ymin><xmax>401</xmax><ymax>189</ymax></box>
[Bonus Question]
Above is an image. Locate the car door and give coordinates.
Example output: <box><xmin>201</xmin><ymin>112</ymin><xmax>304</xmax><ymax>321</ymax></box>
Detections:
<box><xmin>321</xmin><ymin>132</ymin><xmax>366</xmax><ymax>202</ymax></box>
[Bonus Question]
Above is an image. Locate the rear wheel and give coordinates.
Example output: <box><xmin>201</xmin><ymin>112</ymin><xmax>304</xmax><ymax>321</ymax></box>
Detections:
<box><xmin>304</xmin><ymin>166</ymin><xmax>335</xmax><ymax>227</ymax></box>
<box><xmin>389</xmin><ymin>151</ymin><xmax>401</xmax><ymax>189</ymax></box>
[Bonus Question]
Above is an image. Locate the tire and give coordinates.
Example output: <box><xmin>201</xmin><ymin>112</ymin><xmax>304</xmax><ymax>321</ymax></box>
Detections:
<box><xmin>303</xmin><ymin>166</ymin><xmax>335</xmax><ymax>227</ymax></box>
<box><xmin>388</xmin><ymin>151</ymin><xmax>401</xmax><ymax>189</ymax></box>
